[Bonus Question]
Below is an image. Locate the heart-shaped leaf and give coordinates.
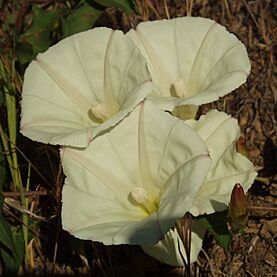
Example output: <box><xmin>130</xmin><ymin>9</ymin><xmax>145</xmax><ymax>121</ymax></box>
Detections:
<box><xmin>63</xmin><ymin>2</ymin><xmax>103</xmax><ymax>37</ymax></box>
<box><xmin>194</xmin><ymin>211</ymin><xmax>232</xmax><ymax>251</ymax></box>
<box><xmin>20</xmin><ymin>6</ymin><xmax>60</xmax><ymax>55</ymax></box>
<box><xmin>87</xmin><ymin>0</ymin><xmax>138</xmax><ymax>15</ymax></box>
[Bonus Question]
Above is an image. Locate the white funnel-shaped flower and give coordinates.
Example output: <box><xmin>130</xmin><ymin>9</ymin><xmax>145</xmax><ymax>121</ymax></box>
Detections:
<box><xmin>186</xmin><ymin>110</ymin><xmax>257</xmax><ymax>215</ymax></box>
<box><xmin>20</xmin><ymin>28</ymin><xmax>153</xmax><ymax>147</ymax></box>
<box><xmin>127</xmin><ymin>17</ymin><xmax>250</xmax><ymax>119</ymax></box>
<box><xmin>142</xmin><ymin>222</ymin><xmax>206</xmax><ymax>266</ymax></box>
<box><xmin>61</xmin><ymin>101</ymin><xmax>211</xmax><ymax>245</ymax></box>
<box><xmin>142</xmin><ymin>110</ymin><xmax>257</xmax><ymax>266</ymax></box>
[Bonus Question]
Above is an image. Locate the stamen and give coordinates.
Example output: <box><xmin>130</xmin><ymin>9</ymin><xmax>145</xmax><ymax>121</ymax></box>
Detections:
<box><xmin>173</xmin><ymin>78</ymin><xmax>186</xmax><ymax>98</ymax></box>
<box><xmin>88</xmin><ymin>102</ymin><xmax>108</xmax><ymax>123</ymax></box>
<box><xmin>130</xmin><ymin>187</ymin><xmax>158</xmax><ymax>215</ymax></box>
<box><xmin>131</xmin><ymin>187</ymin><xmax>148</xmax><ymax>204</ymax></box>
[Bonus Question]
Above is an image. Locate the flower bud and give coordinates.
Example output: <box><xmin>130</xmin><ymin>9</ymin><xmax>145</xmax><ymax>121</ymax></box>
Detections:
<box><xmin>236</xmin><ymin>136</ymin><xmax>249</xmax><ymax>159</ymax></box>
<box><xmin>228</xmin><ymin>183</ymin><xmax>248</xmax><ymax>231</ymax></box>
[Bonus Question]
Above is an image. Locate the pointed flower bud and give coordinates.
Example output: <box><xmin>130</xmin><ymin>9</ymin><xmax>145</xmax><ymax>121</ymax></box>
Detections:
<box><xmin>236</xmin><ymin>136</ymin><xmax>249</xmax><ymax>159</ymax></box>
<box><xmin>228</xmin><ymin>183</ymin><xmax>248</xmax><ymax>230</ymax></box>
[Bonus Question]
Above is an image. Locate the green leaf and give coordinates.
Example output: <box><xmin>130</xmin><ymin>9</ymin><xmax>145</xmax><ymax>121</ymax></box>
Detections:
<box><xmin>0</xmin><ymin>196</ymin><xmax>15</xmax><ymax>254</ymax></box>
<box><xmin>0</xmin><ymin>142</ymin><xmax>6</xmax><ymax>191</ymax></box>
<box><xmin>0</xmin><ymin>89</ymin><xmax>4</xmax><ymax>107</ymax></box>
<box><xmin>1</xmin><ymin>226</ymin><xmax>24</xmax><ymax>274</ymax></box>
<box><xmin>0</xmin><ymin>60</ymin><xmax>6</xmax><ymax>106</ymax></box>
<box><xmin>193</xmin><ymin>211</ymin><xmax>232</xmax><ymax>251</ymax></box>
<box><xmin>20</xmin><ymin>6</ymin><xmax>60</xmax><ymax>55</ymax></box>
<box><xmin>0</xmin><ymin>214</ymin><xmax>14</xmax><ymax>254</ymax></box>
<box><xmin>63</xmin><ymin>2</ymin><xmax>103</xmax><ymax>38</ymax></box>
<box><xmin>15</xmin><ymin>41</ymin><xmax>34</xmax><ymax>66</ymax></box>
<box><xmin>87</xmin><ymin>0</ymin><xmax>138</xmax><ymax>14</ymax></box>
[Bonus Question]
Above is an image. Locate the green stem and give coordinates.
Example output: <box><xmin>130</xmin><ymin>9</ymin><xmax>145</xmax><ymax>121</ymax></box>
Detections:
<box><xmin>0</xmin><ymin>123</ymin><xmax>15</xmax><ymax>182</ymax></box>
<box><xmin>23</xmin><ymin>163</ymin><xmax>31</xmax><ymax>266</ymax></box>
<box><xmin>2</xmin><ymin>56</ymin><xmax>29</xmax><ymax>269</ymax></box>
<box><xmin>255</xmin><ymin>176</ymin><xmax>271</xmax><ymax>185</ymax></box>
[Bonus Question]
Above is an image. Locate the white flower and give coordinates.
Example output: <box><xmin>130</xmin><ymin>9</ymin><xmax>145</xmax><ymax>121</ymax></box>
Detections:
<box><xmin>20</xmin><ymin>28</ymin><xmax>153</xmax><ymax>147</ymax></box>
<box><xmin>61</xmin><ymin>101</ymin><xmax>211</xmax><ymax>245</ymax></box>
<box><xmin>188</xmin><ymin>110</ymin><xmax>257</xmax><ymax>215</ymax></box>
<box><xmin>127</xmin><ymin>17</ymin><xmax>250</xmax><ymax>119</ymax></box>
<box><xmin>142</xmin><ymin>222</ymin><xmax>205</xmax><ymax>266</ymax></box>
<box><xmin>142</xmin><ymin>110</ymin><xmax>257</xmax><ymax>266</ymax></box>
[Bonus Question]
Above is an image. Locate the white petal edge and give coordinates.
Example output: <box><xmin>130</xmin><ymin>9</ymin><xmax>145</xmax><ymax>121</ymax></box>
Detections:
<box><xmin>127</xmin><ymin>17</ymin><xmax>250</xmax><ymax>111</ymax></box>
<box><xmin>61</xmin><ymin>100</ymin><xmax>211</xmax><ymax>244</ymax></box>
<box><xmin>142</xmin><ymin>221</ymin><xmax>206</xmax><ymax>266</ymax></box>
<box><xmin>21</xmin><ymin>28</ymin><xmax>153</xmax><ymax>147</ymax></box>
<box><xmin>186</xmin><ymin>110</ymin><xmax>257</xmax><ymax>215</ymax></box>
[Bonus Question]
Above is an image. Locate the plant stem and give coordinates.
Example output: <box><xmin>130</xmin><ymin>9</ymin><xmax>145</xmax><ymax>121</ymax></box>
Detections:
<box><xmin>1</xmin><ymin>54</ymin><xmax>30</xmax><ymax>269</ymax></box>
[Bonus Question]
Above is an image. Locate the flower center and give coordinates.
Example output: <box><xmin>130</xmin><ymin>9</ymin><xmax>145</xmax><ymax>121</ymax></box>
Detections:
<box><xmin>88</xmin><ymin>102</ymin><xmax>109</xmax><ymax>123</ymax></box>
<box><xmin>173</xmin><ymin>78</ymin><xmax>187</xmax><ymax>98</ymax></box>
<box><xmin>130</xmin><ymin>187</ymin><xmax>158</xmax><ymax>215</ymax></box>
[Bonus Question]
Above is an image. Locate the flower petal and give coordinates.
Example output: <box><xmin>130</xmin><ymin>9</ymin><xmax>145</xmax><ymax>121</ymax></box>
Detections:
<box><xmin>127</xmin><ymin>17</ymin><xmax>250</xmax><ymax>112</ymax></box>
<box><xmin>142</xmin><ymin>222</ymin><xmax>206</xmax><ymax>266</ymax></box>
<box><xmin>61</xmin><ymin>100</ymin><xmax>211</xmax><ymax>244</ymax></box>
<box><xmin>186</xmin><ymin>110</ymin><xmax>257</xmax><ymax>215</ymax></box>
<box><xmin>157</xmin><ymin>155</ymin><xmax>211</xmax><ymax>234</ymax></box>
<box><xmin>21</xmin><ymin>28</ymin><xmax>152</xmax><ymax>147</ymax></box>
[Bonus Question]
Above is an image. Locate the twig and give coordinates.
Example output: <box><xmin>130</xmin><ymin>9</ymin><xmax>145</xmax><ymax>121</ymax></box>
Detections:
<box><xmin>0</xmin><ymin>129</ymin><xmax>53</xmax><ymax>187</ymax></box>
<box><xmin>145</xmin><ymin>0</ymin><xmax>160</xmax><ymax>19</ymax></box>
<box><xmin>255</xmin><ymin>176</ymin><xmax>275</xmax><ymax>185</ymax></box>
<box><xmin>178</xmin><ymin>212</ymin><xmax>192</xmax><ymax>276</ymax></box>
<box><xmin>242</xmin><ymin>0</ymin><xmax>259</xmax><ymax>28</ymax></box>
<box><xmin>248</xmin><ymin>235</ymin><xmax>259</xmax><ymax>254</ymax></box>
<box><xmin>163</xmin><ymin>0</ymin><xmax>170</xmax><ymax>19</ymax></box>
<box><xmin>223</xmin><ymin>0</ymin><xmax>231</xmax><ymax>18</ymax></box>
<box><xmin>186</xmin><ymin>0</ymin><xmax>194</xmax><ymax>16</ymax></box>
<box><xmin>2</xmin><ymin>189</ymin><xmax>48</xmax><ymax>198</ymax></box>
<box><xmin>4</xmin><ymin>197</ymin><xmax>48</xmax><ymax>221</ymax></box>
<box><xmin>200</xmin><ymin>249</ymin><xmax>216</xmax><ymax>277</ymax></box>
<box><xmin>248</xmin><ymin>206</ymin><xmax>277</xmax><ymax>212</ymax></box>
<box><xmin>3</xmin><ymin>203</ymin><xmax>43</xmax><ymax>233</ymax></box>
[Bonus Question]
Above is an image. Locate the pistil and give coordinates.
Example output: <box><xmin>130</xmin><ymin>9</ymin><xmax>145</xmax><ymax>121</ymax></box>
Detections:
<box><xmin>88</xmin><ymin>102</ymin><xmax>109</xmax><ymax>123</ymax></box>
<box><xmin>130</xmin><ymin>187</ymin><xmax>158</xmax><ymax>215</ymax></box>
<box><xmin>173</xmin><ymin>78</ymin><xmax>187</xmax><ymax>98</ymax></box>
